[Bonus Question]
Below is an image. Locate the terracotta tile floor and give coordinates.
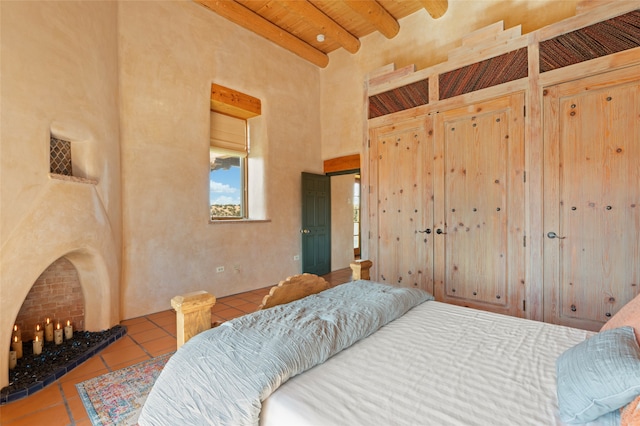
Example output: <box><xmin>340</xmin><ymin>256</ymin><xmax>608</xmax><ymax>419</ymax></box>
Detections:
<box><xmin>0</xmin><ymin>268</ymin><xmax>352</xmax><ymax>425</ymax></box>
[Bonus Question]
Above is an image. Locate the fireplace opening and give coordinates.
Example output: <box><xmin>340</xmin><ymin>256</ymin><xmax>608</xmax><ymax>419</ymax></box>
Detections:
<box><xmin>14</xmin><ymin>258</ymin><xmax>84</xmax><ymax>342</ymax></box>
<box><xmin>2</xmin><ymin>257</ymin><xmax>125</xmax><ymax>404</ymax></box>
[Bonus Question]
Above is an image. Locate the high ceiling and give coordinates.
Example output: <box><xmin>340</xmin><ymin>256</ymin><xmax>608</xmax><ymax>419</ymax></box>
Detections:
<box><xmin>195</xmin><ymin>0</ymin><xmax>449</xmax><ymax>67</ymax></box>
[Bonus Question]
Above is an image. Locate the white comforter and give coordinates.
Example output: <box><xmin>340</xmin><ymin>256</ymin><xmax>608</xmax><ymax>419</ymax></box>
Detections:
<box><xmin>138</xmin><ymin>280</ymin><xmax>432</xmax><ymax>426</ymax></box>
<box><xmin>261</xmin><ymin>301</ymin><xmax>619</xmax><ymax>426</ymax></box>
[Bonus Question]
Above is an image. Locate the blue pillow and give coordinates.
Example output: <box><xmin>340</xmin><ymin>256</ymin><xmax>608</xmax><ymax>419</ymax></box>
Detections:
<box><xmin>556</xmin><ymin>326</ymin><xmax>640</xmax><ymax>423</ymax></box>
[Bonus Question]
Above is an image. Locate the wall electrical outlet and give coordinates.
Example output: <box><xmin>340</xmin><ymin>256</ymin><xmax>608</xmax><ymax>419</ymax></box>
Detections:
<box><xmin>293</xmin><ymin>255</ymin><xmax>300</xmax><ymax>261</ymax></box>
<box><xmin>216</xmin><ymin>266</ymin><xmax>225</xmax><ymax>273</ymax></box>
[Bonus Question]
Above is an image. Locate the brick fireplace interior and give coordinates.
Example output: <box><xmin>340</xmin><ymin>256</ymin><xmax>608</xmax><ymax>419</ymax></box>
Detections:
<box><xmin>14</xmin><ymin>257</ymin><xmax>84</xmax><ymax>341</ymax></box>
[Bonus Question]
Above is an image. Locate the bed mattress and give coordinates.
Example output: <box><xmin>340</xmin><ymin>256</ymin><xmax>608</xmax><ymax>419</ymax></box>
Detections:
<box><xmin>260</xmin><ymin>301</ymin><xmax>616</xmax><ymax>426</ymax></box>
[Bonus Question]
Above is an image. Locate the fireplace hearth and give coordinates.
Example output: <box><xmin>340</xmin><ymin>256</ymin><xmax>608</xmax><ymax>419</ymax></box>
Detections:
<box><xmin>1</xmin><ymin>325</ymin><xmax>126</xmax><ymax>404</ymax></box>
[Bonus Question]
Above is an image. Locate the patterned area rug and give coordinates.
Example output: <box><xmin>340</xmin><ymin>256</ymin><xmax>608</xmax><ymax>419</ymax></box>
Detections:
<box><xmin>77</xmin><ymin>352</ymin><xmax>173</xmax><ymax>425</ymax></box>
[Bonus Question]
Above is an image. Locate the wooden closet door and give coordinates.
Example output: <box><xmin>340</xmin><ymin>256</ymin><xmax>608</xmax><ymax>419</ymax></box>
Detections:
<box><xmin>369</xmin><ymin>116</ymin><xmax>434</xmax><ymax>292</ymax></box>
<box><xmin>433</xmin><ymin>93</ymin><xmax>525</xmax><ymax>317</ymax></box>
<box><xmin>543</xmin><ymin>66</ymin><xmax>640</xmax><ymax>331</ymax></box>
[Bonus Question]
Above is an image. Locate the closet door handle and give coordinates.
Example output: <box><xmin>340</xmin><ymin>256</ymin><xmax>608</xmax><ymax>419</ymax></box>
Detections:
<box><xmin>418</xmin><ymin>229</ymin><xmax>431</xmax><ymax>234</ymax></box>
<box><xmin>300</xmin><ymin>229</ymin><xmax>310</xmax><ymax>234</ymax></box>
<box><xmin>547</xmin><ymin>231</ymin><xmax>565</xmax><ymax>239</ymax></box>
<box><xmin>436</xmin><ymin>228</ymin><xmax>447</xmax><ymax>235</ymax></box>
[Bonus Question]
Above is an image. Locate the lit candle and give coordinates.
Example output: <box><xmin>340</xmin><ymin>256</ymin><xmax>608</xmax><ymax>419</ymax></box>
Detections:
<box><xmin>9</xmin><ymin>351</ymin><xmax>17</xmax><ymax>369</ymax></box>
<box><xmin>64</xmin><ymin>320</ymin><xmax>73</xmax><ymax>340</ymax></box>
<box><xmin>54</xmin><ymin>323</ymin><xmax>63</xmax><ymax>345</ymax></box>
<box><xmin>12</xmin><ymin>324</ymin><xmax>21</xmax><ymax>341</ymax></box>
<box><xmin>45</xmin><ymin>317</ymin><xmax>54</xmax><ymax>342</ymax></box>
<box><xmin>33</xmin><ymin>335</ymin><xmax>43</xmax><ymax>355</ymax></box>
<box><xmin>34</xmin><ymin>323</ymin><xmax>44</xmax><ymax>342</ymax></box>
<box><xmin>11</xmin><ymin>335</ymin><xmax>23</xmax><ymax>359</ymax></box>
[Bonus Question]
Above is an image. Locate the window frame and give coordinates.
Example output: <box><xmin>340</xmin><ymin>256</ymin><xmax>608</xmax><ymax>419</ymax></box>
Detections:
<box><xmin>209</xmin><ymin>83</ymin><xmax>263</xmax><ymax>223</ymax></box>
<box><xmin>209</xmin><ymin>149</ymin><xmax>248</xmax><ymax>221</ymax></box>
<box><xmin>209</xmin><ymin>112</ymin><xmax>249</xmax><ymax>222</ymax></box>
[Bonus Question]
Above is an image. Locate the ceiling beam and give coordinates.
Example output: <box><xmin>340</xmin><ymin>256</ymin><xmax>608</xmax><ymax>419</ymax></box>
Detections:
<box><xmin>344</xmin><ymin>0</ymin><xmax>400</xmax><ymax>39</ymax></box>
<box><xmin>279</xmin><ymin>0</ymin><xmax>361</xmax><ymax>54</ymax></box>
<box><xmin>196</xmin><ymin>0</ymin><xmax>329</xmax><ymax>68</ymax></box>
<box><xmin>419</xmin><ymin>0</ymin><xmax>448</xmax><ymax>19</ymax></box>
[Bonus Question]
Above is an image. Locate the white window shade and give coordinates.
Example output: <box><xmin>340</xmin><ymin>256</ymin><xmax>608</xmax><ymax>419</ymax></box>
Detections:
<box><xmin>210</xmin><ymin>112</ymin><xmax>247</xmax><ymax>157</ymax></box>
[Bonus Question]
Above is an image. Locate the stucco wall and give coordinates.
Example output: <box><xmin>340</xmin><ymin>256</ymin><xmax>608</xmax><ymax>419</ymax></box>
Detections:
<box><xmin>319</xmin><ymin>0</ymin><xmax>579</xmax><ymax>161</ymax></box>
<box><xmin>0</xmin><ymin>1</ymin><xmax>121</xmax><ymax>388</ymax></box>
<box><xmin>118</xmin><ymin>2</ymin><xmax>322</xmax><ymax>319</ymax></box>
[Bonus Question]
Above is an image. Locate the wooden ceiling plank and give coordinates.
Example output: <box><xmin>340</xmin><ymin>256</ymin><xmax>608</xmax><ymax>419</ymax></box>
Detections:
<box><xmin>344</xmin><ymin>0</ymin><xmax>400</xmax><ymax>39</ymax></box>
<box><xmin>419</xmin><ymin>0</ymin><xmax>448</xmax><ymax>19</ymax></box>
<box><xmin>279</xmin><ymin>0</ymin><xmax>361</xmax><ymax>53</ymax></box>
<box><xmin>196</xmin><ymin>0</ymin><xmax>329</xmax><ymax>68</ymax></box>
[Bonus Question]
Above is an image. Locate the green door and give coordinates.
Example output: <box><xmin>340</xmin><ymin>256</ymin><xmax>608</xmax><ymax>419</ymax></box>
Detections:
<box><xmin>301</xmin><ymin>172</ymin><xmax>331</xmax><ymax>275</ymax></box>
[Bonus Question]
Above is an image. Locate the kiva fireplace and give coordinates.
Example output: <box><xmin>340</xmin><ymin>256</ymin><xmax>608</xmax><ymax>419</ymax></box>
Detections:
<box><xmin>2</xmin><ymin>257</ymin><xmax>125</xmax><ymax>404</ymax></box>
<box><xmin>1</xmin><ymin>130</ymin><xmax>122</xmax><ymax>398</ymax></box>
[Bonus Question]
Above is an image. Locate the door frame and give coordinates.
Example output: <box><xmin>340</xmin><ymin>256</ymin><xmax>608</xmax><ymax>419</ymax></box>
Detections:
<box><xmin>324</xmin><ymin>154</ymin><xmax>361</xmax><ymax>267</ymax></box>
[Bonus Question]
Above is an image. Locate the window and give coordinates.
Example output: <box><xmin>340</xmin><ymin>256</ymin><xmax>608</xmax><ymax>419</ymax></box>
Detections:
<box><xmin>209</xmin><ymin>112</ymin><xmax>248</xmax><ymax>220</ymax></box>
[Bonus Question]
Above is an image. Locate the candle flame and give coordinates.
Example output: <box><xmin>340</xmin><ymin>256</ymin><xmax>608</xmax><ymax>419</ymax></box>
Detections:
<box><xmin>13</xmin><ymin>325</ymin><xmax>18</xmax><ymax>332</ymax></box>
<box><xmin>67</xmin><ymin>320</ymin><xmax>71</xmax><ymax>327</ymax></box>
<box><xmin>14</xmin><ymin>336</ymin><xmax>17</xmax><ymax>343</ymax></box>
<box><xmin>36</xmin><ymin>324</ymin><xmax>40</xmax><ymax>331</ymax></box>
<box><xmin>56</xmin><ymin>323</ymin><xmax>61</xmax><ymax>330</ymax></box>
<box><xmin>35</xmin><ymin>335</ymin><xmax>39</xmax><ymax>342</ymax></box>
<box><xmin>46</xmin><ymin>318</ymin><xmax>50</xmax><ymax>324</ymax></box>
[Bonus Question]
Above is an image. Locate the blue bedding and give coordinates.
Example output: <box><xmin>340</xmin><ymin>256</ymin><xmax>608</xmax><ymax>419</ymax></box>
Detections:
<box><xmin>138</xmin><ymin>280</ymin><xmax>432</xmax><ymax>426</ymax></box>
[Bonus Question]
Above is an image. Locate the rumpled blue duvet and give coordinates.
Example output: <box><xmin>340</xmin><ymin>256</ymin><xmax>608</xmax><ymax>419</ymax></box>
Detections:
<box><xmin>138</xmin><ymin>280</ymin><xmax>432</xmax><ymax>426</ymax></box>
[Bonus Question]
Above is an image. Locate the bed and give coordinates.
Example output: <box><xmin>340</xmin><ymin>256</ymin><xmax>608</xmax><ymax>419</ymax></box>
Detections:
<box><xmin>138</xmin><ymin>272</ymin><xmax>640</xmax><ymax>426</ymax></box>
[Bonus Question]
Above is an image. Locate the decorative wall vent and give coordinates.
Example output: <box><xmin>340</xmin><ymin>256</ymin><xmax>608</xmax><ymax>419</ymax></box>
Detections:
<box><xmin>539</xmin><ymin>10</ymin><xmax>640</xmax><ymax>73</ymax></box>
<box><xmin>50</xmin><ymin>136</ymin><xmax>72</xmax><ymax>176</ymax></box>
<box><xmin>439</xmin><ymin>47</ymin><xmax>528</xmax><ymax>100</ymax></box>
<box><xmin>368</xmin><ymin>78</ymin><xmax>429</xmax><ymax>119</ymax></box>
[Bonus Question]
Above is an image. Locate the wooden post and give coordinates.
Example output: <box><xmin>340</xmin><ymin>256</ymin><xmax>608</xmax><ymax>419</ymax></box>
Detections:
<box><xmin>171</xmin><ymin>291</ymin><xmax>216</xmax><ymax>350</ymax></box>
<box><xmin>350</xmin><ymin>259</ymin><xmax>373</xmax><ymax>281</ymax></box>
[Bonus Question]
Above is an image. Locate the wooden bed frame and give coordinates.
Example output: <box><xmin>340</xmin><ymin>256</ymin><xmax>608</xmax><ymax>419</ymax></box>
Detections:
<box><xmin>257</xmin><ymin>273</ymin><xmax>330</xmax><ymax>310</ymax></box>
<box><xmin>258</xmin><ymin>260</ymin><xmax>373</xmax><ymax>309</ymax></box>
<box><xmin>171</xmin><ymin>260</ymin><xmax>373</xmax><ymax>348</ymax></box>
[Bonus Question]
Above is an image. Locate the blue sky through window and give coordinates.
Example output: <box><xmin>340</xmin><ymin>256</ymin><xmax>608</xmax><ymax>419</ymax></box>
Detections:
<box><xmin>210</xmin><ymin>166</ymin><xmax>241</xmax><ymax>205</ymax></box>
